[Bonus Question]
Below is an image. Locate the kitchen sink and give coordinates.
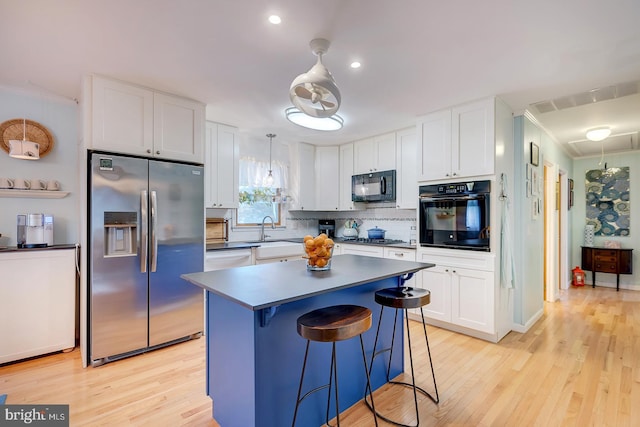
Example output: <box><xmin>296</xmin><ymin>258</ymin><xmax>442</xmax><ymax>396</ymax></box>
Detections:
<box><xmin>255</xmin><ymin>241</ymin><xmax>304</xmax><ymax>259</ymax></box>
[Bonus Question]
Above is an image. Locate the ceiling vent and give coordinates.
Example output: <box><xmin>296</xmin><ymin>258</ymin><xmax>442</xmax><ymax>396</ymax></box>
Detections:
<box><xmin>531</xmin><ymin>80</ymin><xmax>640</xmax><ymax>114</ymax></box>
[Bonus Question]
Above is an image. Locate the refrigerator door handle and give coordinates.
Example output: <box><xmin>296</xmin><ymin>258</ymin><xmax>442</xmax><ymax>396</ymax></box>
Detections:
<box><xmin>150</xmin><ymin>190</ymin><xmax>158</xmax><ymax>272</ymax></box>
<box><xmin>140</xmin><ymin>190</ymin><xmax>148</xmax><ymax>273</ymax></box>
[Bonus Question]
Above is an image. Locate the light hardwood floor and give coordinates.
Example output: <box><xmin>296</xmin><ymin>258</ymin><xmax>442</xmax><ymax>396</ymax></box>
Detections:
<box><xmin>1</xmin><ymin>286</ymin><xmax>638</xmax><ymax>426</ymax></box>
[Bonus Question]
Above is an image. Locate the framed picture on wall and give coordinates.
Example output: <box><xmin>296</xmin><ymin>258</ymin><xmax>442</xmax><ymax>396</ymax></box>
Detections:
<box><xmin>530</xmin><ymin>142</ymin><xmax>539</xmax><ymax>166</ymax></box>
<box><xmin>568</xmin><ymin>178</ymin><xmax>574</xmax><ymax>209</ymax></box>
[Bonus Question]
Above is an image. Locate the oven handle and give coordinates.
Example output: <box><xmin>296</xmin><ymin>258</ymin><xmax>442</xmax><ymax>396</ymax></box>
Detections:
<box><xmin>420</xmin><ymin>194</ymin><xmax>486</xmax><ymax>201</ymax></box>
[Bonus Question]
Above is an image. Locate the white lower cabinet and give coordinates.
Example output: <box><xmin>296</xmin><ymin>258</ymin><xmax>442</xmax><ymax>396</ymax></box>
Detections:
<box><xmin>0</xmin><ymin>249</ymin><xmax>76</xmax><ymax>364</ymax></box>
<box><xmin>417</xmin><ymin>249</ymin><xmax>495</xmax><ymax>337</ymax></box>
<box><xmin>341</xmin><ymin>244</ymin><xmax>384</xmax><ymax>258</ymax></box>
<box><xmin>205</xmin><ymin>249</ymin><xmax>253</xmax><ymax>271</ymax></box>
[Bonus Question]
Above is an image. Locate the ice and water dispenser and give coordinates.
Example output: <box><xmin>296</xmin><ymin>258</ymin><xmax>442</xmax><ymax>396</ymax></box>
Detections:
<box><xmin>104</xmin><ymin>212</ymin><xmax>137</xmax><ymax>257</ymax></box>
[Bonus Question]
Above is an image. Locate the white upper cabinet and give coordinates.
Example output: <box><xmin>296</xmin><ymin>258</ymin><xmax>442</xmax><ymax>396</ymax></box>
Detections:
<box><xmin>314</xmin><ymin>146</ymin><xmax>340</xmax><ymax>210</ymax></box>
<box><xmin>153</xmin><ymin>93</ymin><xmax>204</xmax><ymax>163</ymax></box>
<box><xmin>395</xmin><ymin>128</ymin><xmax>418</xmax><ymax>209</ymax></box>
<box><xmin>89</xmin><ymin>75</ymin><xmax>204</xmax><ymax>163</ymax></box>
<box><xmin>338</xmin><ymin>144</ymin><xmax>364</xmax><ymax>211</ymax></box>
<box><xmin>417</xmin><ymin>97</ymin><xmax>495</xmax><ymax>181</ymax></box>
<box><xmin>289</xmin><ymin>142</ymin><xmax>316</xmax><ymax>211</ymax></box>
<box><xmin>353</xmin><ymin>132</ymin><xmax>396</xmax><ymax>174</ymax></box>
<box><xmin>205</xmin><ymin>122</ymin><xmax>239</xmax><ymax>208</ymax></box>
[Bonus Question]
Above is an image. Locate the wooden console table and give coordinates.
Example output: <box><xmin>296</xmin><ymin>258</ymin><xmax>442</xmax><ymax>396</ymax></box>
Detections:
<box><xmin>581</xmin><ymin>246</ymin><xmax>633</xmax><ymax>291</ymax></box>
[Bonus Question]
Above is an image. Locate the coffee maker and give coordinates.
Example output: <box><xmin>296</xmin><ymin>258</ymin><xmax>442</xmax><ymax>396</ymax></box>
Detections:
<box><xmin>318</xmin><ymin>219</ymin><xmax>335</xmax><ymax>238</ymax></box>
<box><xmin>17</xmin><ymin>213</ymin><xmax>54</xmax><ymax>248</ymax></box>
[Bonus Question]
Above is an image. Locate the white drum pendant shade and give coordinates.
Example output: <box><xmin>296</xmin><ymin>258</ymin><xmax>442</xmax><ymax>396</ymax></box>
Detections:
<box><xmin>9</xmin><ymin>139</ymin><xmax>40</xmax><ymax>160</ymax></box>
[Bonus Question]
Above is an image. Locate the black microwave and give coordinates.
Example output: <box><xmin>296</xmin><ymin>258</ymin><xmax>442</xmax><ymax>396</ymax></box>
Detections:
<box><xmin>352</xmin><ymin>170</ymin><xmax>396</xmax><ymax>202</ymax></box>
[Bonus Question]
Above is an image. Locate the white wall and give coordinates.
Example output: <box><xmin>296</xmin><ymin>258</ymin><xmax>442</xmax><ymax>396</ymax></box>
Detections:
<box><xmin>571</xmin><ymin>151</ymin><xmax>640</xmax><ymax>290</ymax></box>
<box><xmin>0</xmin><ymin>86</ymin><xmax>80</xmax><ymax>247</ymax></box>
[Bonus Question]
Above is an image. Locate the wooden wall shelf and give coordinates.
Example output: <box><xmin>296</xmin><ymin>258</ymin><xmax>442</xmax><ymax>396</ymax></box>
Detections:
<box><xmin>0</xmin><ymin>189</ymin><xmax>69</xmax><ymax>199</ymax></box>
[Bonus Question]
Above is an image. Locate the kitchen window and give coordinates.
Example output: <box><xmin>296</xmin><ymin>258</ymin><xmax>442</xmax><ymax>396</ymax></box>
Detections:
<box><xmin>236</xmin><ymin>157</ymin><xmax>288</xmax><ymax>226</ymax></box>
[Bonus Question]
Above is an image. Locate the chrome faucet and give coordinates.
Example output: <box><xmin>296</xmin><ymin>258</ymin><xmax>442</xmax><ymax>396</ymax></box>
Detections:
<box><xmin>260</xmin><ymin>216</ymin><xmax>275</xmax><ymax>241</ymax></box>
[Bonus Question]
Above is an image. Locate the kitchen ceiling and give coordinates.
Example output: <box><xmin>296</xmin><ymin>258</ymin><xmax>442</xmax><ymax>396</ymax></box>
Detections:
<box><xmin>0</xmin><ymin>0</ymin><xmax>639</xmax><ymax>157</ymax></box>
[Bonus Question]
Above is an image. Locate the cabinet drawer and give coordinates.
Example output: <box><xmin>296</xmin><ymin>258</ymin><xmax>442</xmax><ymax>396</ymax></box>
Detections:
<box><xmin>594</xmin><ymin>255</ymin><xmax>616</xmax><ymax>263</ymax></box>
<box><xmin>383</xmin><ymin>247</ymin><xmax>416</xmax><ymax>261</ymax></box>
<box><xmin>595</xmin><ymin>262</ymin><xmax>617</xmax><ymax>272</ymax></box>
<box><xmin>595</xmin><ymin>250</ymin><xmax>618</xmax><ymax>257</ymax></box>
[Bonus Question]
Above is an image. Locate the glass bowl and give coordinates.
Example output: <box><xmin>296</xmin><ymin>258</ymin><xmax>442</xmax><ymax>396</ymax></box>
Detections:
<box><xmin>303</xmin><ymin>244</ymin><xmax>333</xmax><ymax>271</ymax></box>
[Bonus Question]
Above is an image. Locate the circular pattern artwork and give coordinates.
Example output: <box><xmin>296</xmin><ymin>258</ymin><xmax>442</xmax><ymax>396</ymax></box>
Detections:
<box><xmin>585</xmin><ymin>167</ymin><xmax>630</xmax><ymax>236</ymax></box>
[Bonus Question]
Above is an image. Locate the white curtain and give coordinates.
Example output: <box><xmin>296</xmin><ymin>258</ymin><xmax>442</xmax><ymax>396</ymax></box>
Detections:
<box><xmin>239</xmin><ymin>157</ymin><xmax>289</xmax><ymax>189</ymax></box>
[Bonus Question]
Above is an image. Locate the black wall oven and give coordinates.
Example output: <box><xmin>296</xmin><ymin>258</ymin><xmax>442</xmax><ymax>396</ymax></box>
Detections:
<box><xmin>419</xmin><ymin>180</ymin><xmax>491</xmax><ymax>251</ymax></box>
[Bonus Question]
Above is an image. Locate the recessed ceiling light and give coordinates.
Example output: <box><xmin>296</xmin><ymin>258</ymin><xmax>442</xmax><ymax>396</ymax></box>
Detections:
<box><xmin>350</xmin><ymin>61</ymin><xmax>361</xmax><ymax>69</ymax></box>
<box><xmin>285</xmin><ymin>107</ymin><xmax>343</xmax><ymax>131</ymax></box>
<box><xmin>268</xmin><ymin>15</ymin><xmax>281</xmax><ymax>24</ymax></box>
<box><xmin>585</xmin><ymin>127</ymin><xmax>611</xmax><ymax>141</ymax></box>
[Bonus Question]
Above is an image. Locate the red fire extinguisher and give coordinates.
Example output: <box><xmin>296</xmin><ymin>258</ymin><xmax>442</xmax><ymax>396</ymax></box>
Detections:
<box><xmin>572</xmin><ymin>266</ymin><xmax>585</xmax><ymax>287</ymax></box>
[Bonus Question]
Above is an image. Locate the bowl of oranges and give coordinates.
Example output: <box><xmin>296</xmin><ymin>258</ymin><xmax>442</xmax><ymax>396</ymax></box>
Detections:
<box><xmin>303</xmin><ymin>233</ymin><xmax>335</xmax><ymax>271</ymax></box>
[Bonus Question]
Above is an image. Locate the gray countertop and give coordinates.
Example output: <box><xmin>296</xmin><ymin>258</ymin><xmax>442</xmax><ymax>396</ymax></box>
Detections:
<box><xmin>181</xmin><ymin>254</ymin><xmax>434</xmax><ymax>311</ymax></box>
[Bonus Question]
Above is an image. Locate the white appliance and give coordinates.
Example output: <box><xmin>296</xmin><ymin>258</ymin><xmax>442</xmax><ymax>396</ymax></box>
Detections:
<box><xmin>17</xmin><ymin>213</ymin><xmax>54</xmax><ymax>248</ymax></box>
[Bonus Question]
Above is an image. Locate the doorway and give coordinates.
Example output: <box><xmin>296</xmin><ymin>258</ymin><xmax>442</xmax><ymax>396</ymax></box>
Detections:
<box><xmin>543</xmin><ymin>163</ymin><xmax>567</xmax><ymax>302</ymax></box>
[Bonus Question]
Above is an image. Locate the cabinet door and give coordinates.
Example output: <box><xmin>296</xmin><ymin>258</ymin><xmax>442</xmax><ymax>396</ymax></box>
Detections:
<box><xmin>417</xmin><ymin>109</ymin><xmax>451</xmax><ymax>181</ymax></box>
<box><xmin>395</xmin><ymin>128</ymin><xmax>417</xmax><ymax>209</ymax></box>
<box><xmin>453</xmin><ymin>98</ymin><xmax>494</xmax><ymax>178</ymax></box>
<box><xmin>204</xmin><ymin>123</ymin><xmax>216</xmax><ymax>207</ymax></box>
<box><xmin>91</xmin><ymin>76</ymin><xmax>154</xmax><ymax>156</ymax></box>
<box><xmin>296</xmin><ymin>143</ymin><xmax>316</xmax><ymax>210</ymax></box>
<box><xmin>353</xmin><ymin>138</ymin><xmax>375</xmax><ymax>174</ymax></box>
<box><xmin>339</xmin><ymin>144</ymin><xmax>365</xmax><ymax>211</ymax></box>
<box><xmin>215</xmin><ymin>124</ymin><xmax>239</xmax><ymax>208</ymax></box>
<box><xmin>315</xmin><ymin>146</ymin><xmax>339</xmax><ymax>210</ymax></box>
<box><xmin>153</xmin><ymin>93</ymin><xmax>205</xmax><ymax>163</ymax></box>
<box><xmin>451</xmin><ymin>267</ymin><xmax>494</xmax><ymax>333</ymax></box>
<box><xmin>374</xmin><ymin>132</ymin><xmax>397</xmax><ymax>172</ymax></box>
<box><xmin>418</xmin><ymin>264</ymin><xmax>451</xmax><ymax>322</ymax></box>
<box><xmin>0</xmin><ymin>249</ymin><xmax>76</xmax><ymax>364</ymax></box>
<box><xmin>205</xmin><ymin>122</ymin><xmax>239</xmax><ymax>208</ymax></box>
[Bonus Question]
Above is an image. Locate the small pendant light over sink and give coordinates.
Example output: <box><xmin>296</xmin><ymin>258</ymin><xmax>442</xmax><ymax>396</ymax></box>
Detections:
<box><xmin>264</xmin><ymin>133</ymin><xmax>275</xmax><ymax>187</ymax></box>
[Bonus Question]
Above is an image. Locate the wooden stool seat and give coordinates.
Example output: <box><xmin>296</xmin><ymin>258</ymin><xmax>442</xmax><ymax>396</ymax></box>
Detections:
<box><xmin>297</xmin><ymin>304</ymin><xmax>372</xmax><ymax>342</ymax></box>
<box><xmin>374</xmin><ymin>287</ymin><xmax>430</xmax><ymax>309</ymax></box>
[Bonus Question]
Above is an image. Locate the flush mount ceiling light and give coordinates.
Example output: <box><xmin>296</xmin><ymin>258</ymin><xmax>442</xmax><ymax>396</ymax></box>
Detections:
<box><xmin>289</xmin><ymin>38</ymin><xmax>341</xmax><ymax>118</ymax></box>
<box><xmin>586</xmin><ymin>127</ymin><xmax>611</xmax><ymax>141</ymax></box>
<box><xmin>285</xmin><ymin>107</ymin><xmax>343</xmax><ymax>131</ymax></box>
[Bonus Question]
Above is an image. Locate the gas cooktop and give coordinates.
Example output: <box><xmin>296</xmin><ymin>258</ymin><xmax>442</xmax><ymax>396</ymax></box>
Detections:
<box><xmin>336</xmin><ymin>237</ymin><xmax>406</xmax><ymax>245</ymax></box>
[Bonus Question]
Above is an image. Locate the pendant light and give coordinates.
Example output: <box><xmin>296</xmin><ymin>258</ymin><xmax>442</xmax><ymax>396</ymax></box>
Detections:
<box><xmin>264</xmin><ymin>133</ymin><xmax>276</xmax><ymax>187</ymax></box>
<box><xmin>9</xmin><ymin>118</ymin><xmax>40</xmax><ymax>160</ymax></box>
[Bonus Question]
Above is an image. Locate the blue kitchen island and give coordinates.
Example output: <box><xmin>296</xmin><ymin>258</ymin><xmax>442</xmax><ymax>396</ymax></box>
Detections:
<box><xmin>182</xmin><ymin>254</ymin><xmax>434</xmax><ymax>427</ymax></box>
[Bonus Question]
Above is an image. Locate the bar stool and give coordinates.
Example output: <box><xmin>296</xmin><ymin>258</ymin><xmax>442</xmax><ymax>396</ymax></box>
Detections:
<box><xmin>292</xmin><ymin>304</ymin><xmax>378</xmax><ymax>427</ymax></box>
<box><xmin>365</xmin><ymin>286</ymin><xmax>439</xmax><ymax>427</ymax></box>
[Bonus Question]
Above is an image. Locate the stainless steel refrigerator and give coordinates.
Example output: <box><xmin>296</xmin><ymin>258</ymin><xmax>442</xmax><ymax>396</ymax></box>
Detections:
<box><xmin>88</xmin><ymin>151</ymin><xmax>204</xmax><ymax>366</ymax></box>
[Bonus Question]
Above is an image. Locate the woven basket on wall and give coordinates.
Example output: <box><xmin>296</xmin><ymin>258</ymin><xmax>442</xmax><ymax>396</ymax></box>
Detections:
<box><xmin>0</xmin><ymin>118</ymin><xmax>55</xmax><ymax>158</ymax></box>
